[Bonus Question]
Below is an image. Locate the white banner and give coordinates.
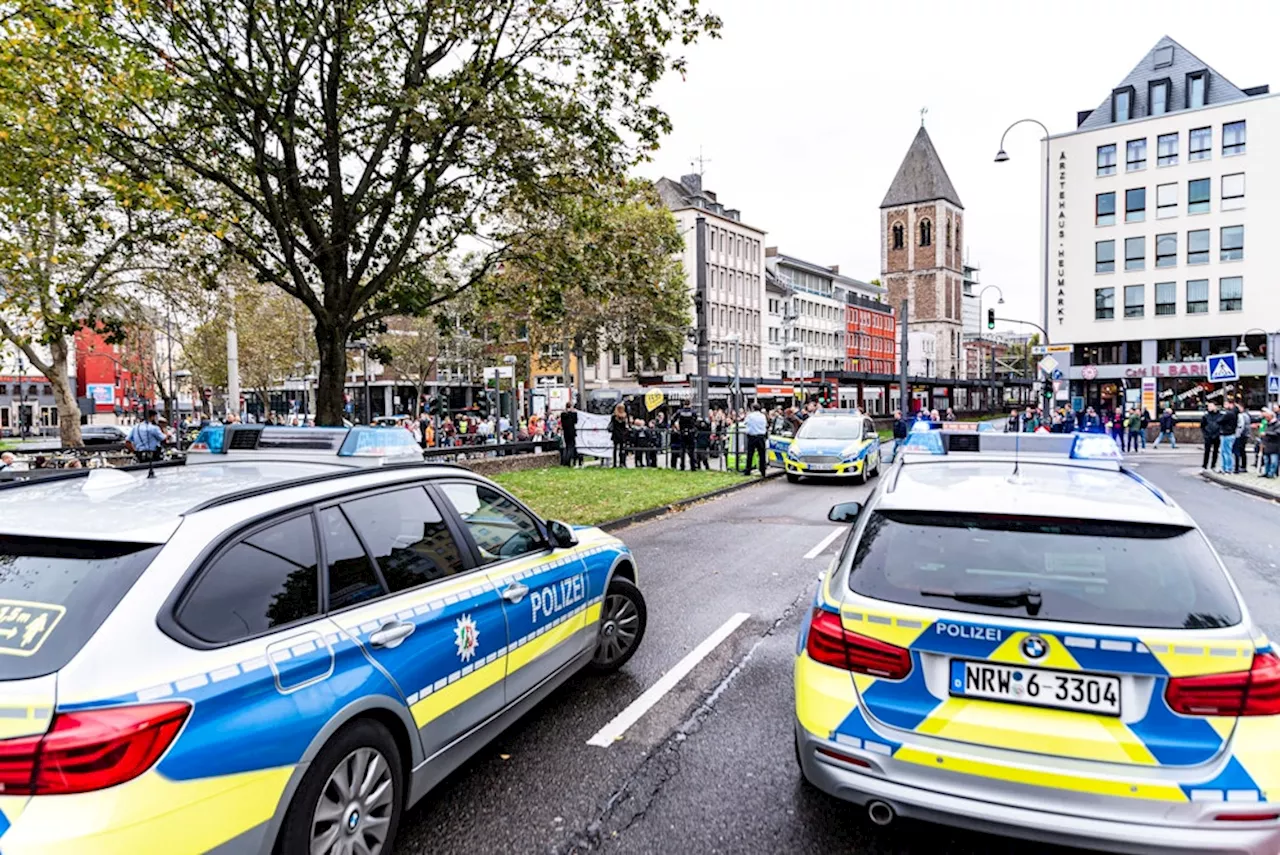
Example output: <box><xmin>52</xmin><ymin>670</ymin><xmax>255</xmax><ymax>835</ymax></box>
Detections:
<box><xmin>576</xmin><ymin>411</ymin><xmax>613</xmax><ymax>458</ymax></box>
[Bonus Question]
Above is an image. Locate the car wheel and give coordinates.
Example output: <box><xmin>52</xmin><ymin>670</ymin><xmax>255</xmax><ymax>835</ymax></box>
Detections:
<box><xmin>786</xmin><ymin>473</ymin><xmax>800</xmax><ymax>484</ymax></box>
<box><xmin>590</xmin><ymin>577</ymin><xmax>647</xmax><ymax>673</ymax></box>
<box><xmin>870</xmin><ymin>453</ymin><xmax>881</xmax><ymax>479</ymax></box>
<box><xmin>856</xmin><ymin>462</ymin><xmax>869</xmax><ymax>485</ymax></box>
<box><xmin>278</xmin><ymin>719</ymin><xmax>403</xmax><ymax>855</ymax></box>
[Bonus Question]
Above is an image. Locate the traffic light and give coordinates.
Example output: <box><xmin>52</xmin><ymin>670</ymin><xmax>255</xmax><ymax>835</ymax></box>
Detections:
<box><xmin>428</xmin><ymin>395</ymin><xmax>446</xmax><ymax>418</ymax></box>
<box><xmin>987</xmin><ymin>308</ymin><xmax>995</xmax><ymax>330</ymax></box>
<box><xmin>475</xmin><ymin>394</ymin><xmax>490</xmax><ymax>419</ymax></box>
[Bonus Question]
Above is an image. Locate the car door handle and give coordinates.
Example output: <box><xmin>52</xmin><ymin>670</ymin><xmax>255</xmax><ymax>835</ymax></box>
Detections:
<box><xmin>369</xmin><ymin>621</ymin><xmax>415</xmax><ymax>649</ymax></box>
<box><xmin>502</xmin><ymin>582</ymin><xmax>529</xmax><ymax>603</ymax></box>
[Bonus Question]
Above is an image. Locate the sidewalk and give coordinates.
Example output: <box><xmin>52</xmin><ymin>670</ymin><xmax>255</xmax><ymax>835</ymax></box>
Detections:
<box><xmin>1200</xmin><ymin>469</ymin><xmax>1280</xmax><ymax>502</ymax></box>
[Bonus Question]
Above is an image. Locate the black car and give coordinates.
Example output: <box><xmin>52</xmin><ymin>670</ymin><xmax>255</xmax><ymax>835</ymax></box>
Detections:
<box><xmin>80</xmin><ymin>425</ymin><xmax>128</xmax><ymax>446</ymax></box>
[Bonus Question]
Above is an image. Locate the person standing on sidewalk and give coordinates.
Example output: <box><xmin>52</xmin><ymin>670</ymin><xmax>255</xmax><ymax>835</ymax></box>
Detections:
<box><xmin>1152</xmin><ymin>408</ymin><xmax>1177</xmax><ymax>449</ymax></box>
<box><xmin>1218</xmin><ymin>401</ymin><xmax>1239</xmax><ymax>475</ymax></box>
<box><xmin>1234</xmin><ymin>402</ymin><xmax>1251</xmax><ymax>474</ymax></box>
<box><xmin>559</xmin><ymin>403</ymin><xmax>579</xmax><ymax>467</ymax></box>
<box><xmin>125</xmin><ymin>410</ymin><xmax>165</xmax><ymax>463</ymax></box>
<box><xmin>1125</xmin><ymin>408</ymin><xmax>1142</xmax><ymax>453</ymax></box>
<box><xmin>743</xmin><ymin>404</ymin><xmax>768</xmax><ymax>477</ymax></box>
<box><xmin>1200</xmin><ymin>403</ymin><xmax>1222</xmax><ymax>471</ymax></box>
<box><xmin>1261</xmin><ymin>409</ymin><xmax>1280</xmax><ymax>478</ymax></box>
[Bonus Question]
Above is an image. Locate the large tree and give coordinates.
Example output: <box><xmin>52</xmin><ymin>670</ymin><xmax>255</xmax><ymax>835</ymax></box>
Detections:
<box><xmin>91</xmin><ymin>0</ymin><xmax>719</xmax><ymax>424</ymax></box>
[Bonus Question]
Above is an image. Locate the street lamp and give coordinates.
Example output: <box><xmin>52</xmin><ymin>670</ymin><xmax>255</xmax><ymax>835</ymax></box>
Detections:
<box><xmin>783</xmin><ymin>341</ymin><xmax>805</xmax><ymax>405</ymax></box>
<box><xmin>977</xmin><ymin>285</ymin><xmax>1005</xmax><ymax>410</ymax></box>
<box><xmin>1235</xmin><ymin>328</ymin><xmax>1270</xmax><ymax>359</ymax></box>
<box><xmin>348</xmin><ymin>340</ymin><xmax>372</xmax><ymax>424</ymax></box>
<box><xmin>994</xmin><ymin>118</ymin><xmax>1052</xmax><ymax>345</ymax></box>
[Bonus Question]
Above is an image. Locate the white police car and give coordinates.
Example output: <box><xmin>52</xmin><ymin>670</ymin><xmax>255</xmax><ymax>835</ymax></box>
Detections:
<box><xmin>777</xmin><ymin>411</ymin><xmax>882</xmax><ymax>484</ymax></box>
<box><xmin>796</xmin><ymin>430</ymin><xmax>1279</xmax><ymax>855</ymax></box>
<box><xmin>0</xmin><ymin>426</ymin><xmax>645</xmax><ymax>854</ymax></box>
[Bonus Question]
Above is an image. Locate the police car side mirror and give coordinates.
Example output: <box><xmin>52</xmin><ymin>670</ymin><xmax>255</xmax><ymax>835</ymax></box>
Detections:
<box><xmin>547</xmin><ymin>519</ymin><xmax>578</xmax><ymax>549</ymax></box>
<box><xmin>828</xmin><ymin>502</ymin><xmax>862</xmax><ymax>524</ymax></box>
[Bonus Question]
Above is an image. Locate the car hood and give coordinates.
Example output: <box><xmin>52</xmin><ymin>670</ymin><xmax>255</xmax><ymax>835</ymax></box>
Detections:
<box><xmin>789</xmin><ymin>439</ymin><xmax>867</xmax><ymax>458</ymax></box>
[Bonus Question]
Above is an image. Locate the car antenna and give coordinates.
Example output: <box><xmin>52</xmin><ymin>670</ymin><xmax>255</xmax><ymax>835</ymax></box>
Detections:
<box><xmin>1008</xmin><ymin>418</ymin><xmax>1023</xmax><ymax>483</ymax></box>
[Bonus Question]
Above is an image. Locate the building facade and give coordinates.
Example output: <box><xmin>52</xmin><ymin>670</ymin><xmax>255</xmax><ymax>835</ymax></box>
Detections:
<box><xmin>845</xmin><ymin>293</ymin><xmax>896</xmax><ymax>376</ymax></box>
<box><xmin>1051</xmin><ymin>36</ymin><xmax>1277</xmax><ymax>411</ymax></box>
<box><xmin>765</xmin><ymin>249</ymin><xmax>882</xmax><ymax>378</ymax></box>
<box><xmin>881</xmin><ymin>126</ymin><xmax>967</xmax><ymax>381</ymax></box>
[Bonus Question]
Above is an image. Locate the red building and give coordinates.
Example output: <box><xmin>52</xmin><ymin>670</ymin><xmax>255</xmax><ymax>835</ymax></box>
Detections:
<box><xmin>845</xmin><ymin>294</ymin><xmax>896</xmax><ymax>375</ymax></box>
<box><xmin>75</xmin><ymin>327</ymin><xmax>156</xmax><ymax>415</ymax></box>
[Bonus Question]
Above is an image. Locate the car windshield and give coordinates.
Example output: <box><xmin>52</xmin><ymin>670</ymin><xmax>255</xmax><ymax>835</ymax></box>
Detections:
<box><xmin>846</xmin><ymin>511</ymin><xmax>1241</xmax><ymax>629</ymax></box>
<box><xmin>797</xmin><ymin>417</ymin><xmax>862</xmax><ymax>441</ymax></box>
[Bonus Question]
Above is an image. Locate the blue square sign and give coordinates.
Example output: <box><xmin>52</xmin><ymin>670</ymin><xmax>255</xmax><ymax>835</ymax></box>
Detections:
<box><xmin>1208</xmin><ymin>353</ymin><xmax>1238</xmax><ymax>383</ymax></box>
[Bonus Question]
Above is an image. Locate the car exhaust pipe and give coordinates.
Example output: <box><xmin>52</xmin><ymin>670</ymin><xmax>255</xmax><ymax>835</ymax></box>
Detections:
<box><xmin>866</xmin><ymin>800</ymin><xmax>895</xmax><ymax>826</ymax></box>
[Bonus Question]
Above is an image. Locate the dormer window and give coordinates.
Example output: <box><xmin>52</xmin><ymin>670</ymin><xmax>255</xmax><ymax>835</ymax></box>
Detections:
<box><xmin>1111</xmin><ymin>86</ymin><xmax>1135</xmax><ymax>122</ymax></box>
<box><xmin>1186</xmin><ymin>71</ymin><xmax>1208</xmax><ymax>109</ymax></box>
<box><xmin>1149</xmin><ymin>79</ymin><xmax>1170</xmax><ymax>116</ymax></box>
<box><xmin>1153</xmin><ymin>45</ymin><xmax>1174</xmax><ymax>69</ymax></box>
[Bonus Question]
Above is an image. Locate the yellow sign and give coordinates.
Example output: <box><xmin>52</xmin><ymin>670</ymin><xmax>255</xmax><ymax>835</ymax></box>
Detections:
<box><xmin>644</xmin><ymin>390</ymin><xmax>665</xmax><ymax>412</ymax></box>
<box><xmin>0</xmin><ymin>599</ymin><xmax>66</xmax><ymax>657</ymax></box>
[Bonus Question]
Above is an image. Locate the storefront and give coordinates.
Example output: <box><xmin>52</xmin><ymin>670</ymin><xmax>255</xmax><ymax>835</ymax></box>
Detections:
<box><xmin>1070</xmin><ymin>358</ymin><xmax>1271</xmax><ymax>413</ymax></box>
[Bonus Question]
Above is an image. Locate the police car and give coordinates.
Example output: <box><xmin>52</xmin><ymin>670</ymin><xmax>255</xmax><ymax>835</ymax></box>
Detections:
<box><xmin>775</xmin><ymin>411</ymin><xmax>881</xmax><ymax>484</ymax></box>
<box><xmin>794</xmin><ymin>430</ymin><xmax>1279</xmax><ymax>855</ymax></box>
<box><xmin>0</xmin><ymin>425</ymin><xmax>645</xmax><ymax>854</ymax></box>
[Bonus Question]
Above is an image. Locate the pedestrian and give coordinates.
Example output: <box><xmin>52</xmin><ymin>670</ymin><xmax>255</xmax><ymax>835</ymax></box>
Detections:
<box><xmin>645</xmin><ymin>420</ymin><xmax>659</xmax><ymax>468</ymax></box>
<box><xmin>1152</xmin><ymin>407</ymin><xmax>1177</xmax><ymax>449</ymax></box>
<box><xmin>1081</xmin><ymin>406</ymin><xmax>1102</xmax><ymax>433</ymax></box>
<box><xmin>673</xmin><ymin>400</ymin><xmax>698</xmax><ymax>470</ymax></box>
<box><xmin>125</xmin><ymin>409</ymin><xmax>165</xmax><ymax>463</ymax></box>
<box><xmin>1125</xmin><ymin>408</ymin><xmax>1142</xmax><ymax>453</ymax></box>
<box><xmin>559</xmin><ymin>402</ymin><xmax>579</xmax><ymax>467</ymax></box>
<box><xmin>1217</xmin><ymin>400</ymin><xmax>1239</xmax><ymax>475</ymax></box>
<box><xmin>0</xmin><ymin>452</ymin><xmax>15</xmax><ymax>471</ymax></box>
<box><xmin>944</xmin><ymin>407</ymin><xmax>956</xmax><ymax>422</ymax></box>
<box><xmin>1005</xmin><ymin>408</ymin><xmax>1020</xmax><ymax>433</ymax></box>
<box><xmin>1139</xmin><ymin>408</ymin><xmax>1151</xmax><ymax>449</ymax></box>
<box><xmin>1022</xmin><ymin>406</ymin><xmax>1039</xmax><ymax>433</ymax></box>
<box><xmin>1261</xmin><ymin>409</ymin><xmax>1280</xmax><ymax>478</ymax></box>
<box><xmin>888</xmin><ymin>408</ymin><xmax>909</xmax><ymax>463</ymax></box>
<box><xmin>1234</xmin><ymin>402</ymin><xmax>1251</xmax><ymax>474</ymax></box>
<box><xmin>609</xmin><ymin>403</ymin><xmax>630</xmax><ymax>468</ymax></box>
<box><xmin>744</xmin><ymin>403</ymin><xmax>768</xmax><ymax>477</ymax></box>
<box><xmin>1199</xmin><ymin>403</ymin><xmax>1222</xmax><ymax>470</ymax></box>
<box><xmin>694</xmin><ymin>417</ymin><xmax>712</xmax><ymax>470</ymax></box>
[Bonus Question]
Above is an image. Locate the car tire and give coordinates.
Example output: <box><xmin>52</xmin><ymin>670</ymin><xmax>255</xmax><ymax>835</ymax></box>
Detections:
<box><xmin>786</xmin><ymin>473</ymin><xmax>800</xmax><ymax>484</ymax></box>
<box><xmin>589</xmin><ymin>577</ymin><xmax>647</xmax><ymax>673</ymax></box>
<box><xmin>277</xmin><ymin>718</ymin><xmax>404</xmax><ymax>855</ymax></box>
<box><xmin>856</xmin><ymin>462</ymin><xmax>868</xmax><ymax>485</ymax></box>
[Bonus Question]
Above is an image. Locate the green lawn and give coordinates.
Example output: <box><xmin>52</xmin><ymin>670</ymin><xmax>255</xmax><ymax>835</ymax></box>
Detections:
<box><xmin>492</xmin><ymin>466</ymin><xmax>749</xmax><ymax>526</ymax></box>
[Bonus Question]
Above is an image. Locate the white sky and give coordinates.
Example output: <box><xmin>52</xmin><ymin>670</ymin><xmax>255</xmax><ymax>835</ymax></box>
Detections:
<box><xmin>645</xmin><ymin>0</ymin><xmax>1278</xmax><ymax>331</ymax></box>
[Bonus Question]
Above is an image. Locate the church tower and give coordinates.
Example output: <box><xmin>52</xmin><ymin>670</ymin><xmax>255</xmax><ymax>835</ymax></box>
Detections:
<box><xmin>880</xmin><ymin>127</ymin><xmax>965</xmax><ymax>379</ymax></box>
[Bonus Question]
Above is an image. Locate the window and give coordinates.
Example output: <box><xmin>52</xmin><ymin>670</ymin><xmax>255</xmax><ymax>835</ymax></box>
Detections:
<box><xmin>1155</xmin><ymin>282</ymin><xmax>1176</xmax><ymax>316</ymax></box>
<box><xmin>439</xmin><ymin>483</ymin><xmax>544</xmax><ymax>564</ymax></box>
<box><xmin>1155</xmin><ymin>233</ymin><xmax>1176</xmax><ymax>267</ymax></box>
<box><xmin>1096</xmin><ymin>143</ymin><xmax>1117</xmax><ymax>176</ymax></box>
<box><xmin>1186</xmin><ymin>71</ymin><xmax>1207</xmax><ymax>108</ymax></box>
<box><xmin>919</xmin><ymin>219</ymin><xmax>932</xmax><ymax>247</ymax></box>
<box><xmin>178</xmin><ymin>515</ymin><xmax>320</xmax><ymax>643</ymax></box>
<box><xmin>891</xmin><ymin>223</ymin><xmax>904</xmax><ymax>249</ymax></box>
<box><xmin>1124</xmin><ymin>187</ymin><xmax>1145</xmax><ymax>222</ymax></box>
<box><xmin>1095</xmin><ymin>240</ymin><xmax>1115</xmax><ymax>273</ymax></box>
<box><xmin>319</xmin><ymin>507</ymin><xmax>383</xmax><ymax>610</ymax></box>
<box><xmin>1222</xmin><ymin>173</ymin><xmax>1245</xmax><ymax>210</ymax></box>
<box><xmin>611</xmin><ymin>350</ymin><xmax>620</xmax><ymax>366</ymax></box>
<box><xmin>1187</xmin><ymin>229</ymin><xmax>1209</xmax><ymax>264</ymax></box>
<box><xmin>1220</xmin><ymin>225</ymin><xmax>1243</xmax><ymax>261</ymax></box>
<box><xmin>1153</xmin><ymin>45</ymin><xmax>1174</xmax><ymax>68</ymax></box>
<box><xmin>343</xmin><ymin>488</ymin><xmax>466</xmax><ymax>590</ymax></box>
<box><xmin>1156</xmin><ymin>132</ymin><xmax>1178</xmax><ymax>167</ymax></box>
<box><xmin>1096</xmin><ymin>192</ymin><xmax>1116</xmax><ymax>225</ymax></box>
<box><xmin>1223</xmin><ymin>120</ymin><xmax>1246</xmax><ymax>156</ymax></box>
<box><xmin>1187</xmin><ymin>178</ymin><xmax>1210</xmax><ymax>214</ymax></box>
<box><xmin>1219</xmin><ymin>276</ymin><xmax>1243</xmax><ymax>312</ymax></box>
<box><xmin>1149</xmin><ymin>79</ymin><xmax>1170</xmax><ymax>116</ymax></box>
<box><xmin>1124</xmin><ymin>285</ymin><xmax>1145</xmax><ymax>318</ymax></box>
<box><xmin>1186</xmin><ymin>279</ymin><xmax>1209</xmax><ymax>314</ymax></box>
<box><xmin>1126</xmin><ymin>139</ymin><xmax>1146</xmax><ymax>171</ymax></box>
<box><xmin>1189</xmin><ymin>126</ymin><xmax>1211</xmax><ymax>160</ymax></box>
<box><xmin>1151</xmin><ymin>183</ymin><xmax>1176</xmax><ymax>219</ymax></box>
<box><xmin>1112</xmin><ymin>87</ymin><xmax>1134</xmax><ymax>122</ymax></box>
<box><xmin>1095</xmin><ymin>287</ymin><xmax>1115</xmax><ymax>320</ymax></box>
<box><xmin>0</xmin><ymin>384</ymin><xmax>5</xmax><ymax>395</ymax></box>
<box><xmin>1124</xmin><ymin>236</ymin><xmax>1145</xmax><ymax>271</ymax></box>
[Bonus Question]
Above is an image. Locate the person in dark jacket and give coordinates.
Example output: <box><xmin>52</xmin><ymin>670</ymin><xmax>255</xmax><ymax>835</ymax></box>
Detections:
<box><xmin>673</xmin><ymin>402</ymin><xmax>698</xmax><ymax>470</ymax></box>
<box><xmin>559</xmin><ymin>403</ymin><xmax>580</xmax><ymax>466</ymax></box>
<box><xmin>1152</xmin><ymin>408</ymin><xmax>1177</xmax><ymax>449</ymax></box>
<box><xmin>1200</xmin><ymin>403</ymin><xmax>1222</xmax><ymax>470</ymax></box>
<box><xmin>1062</xmin><ymin>408</ymin><xmax>1077</xmax><ymax>433</ymax></box>
<box><xmin>1234</xmin><ymin>403</ymin><xmax>1251</xmax><ymax>474</ymax></box>
<box><xmin>1081</xmin><ymin>407</ymin><xmax>1102</xmax><ymax>433</ymax></box>
<box><xmin>609</xmin><ymin>404</ymin><xmax>630</xmax><ymax>468</ymax></box>
<box><xmin>1260</xmin><ymin>410</ymin><xmax>1280</xmax><ymax>477</ymax></box>
<box><xmin>1217</xmin><ymin>403</ymin><xmax>1239</xmax><ymax>475</ymax></box>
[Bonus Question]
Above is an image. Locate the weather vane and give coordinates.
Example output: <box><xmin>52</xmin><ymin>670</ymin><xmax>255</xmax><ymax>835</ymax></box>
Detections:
<box><xmin>920</xmin><ymin>106</ymin><xmax>928</xmax><ymax>127</ymax></box>
<box><xmin>691</xmin><ymin>146</ymin><xmax>711</xmax><ymax>177</ymax></box>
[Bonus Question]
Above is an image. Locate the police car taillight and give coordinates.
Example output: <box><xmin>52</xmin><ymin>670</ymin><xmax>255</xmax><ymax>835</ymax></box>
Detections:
<box><xmin>1165</xmin><ymin>651</ymin><xmax>1280</xmax><ymax>717</ymax></box>
<box><xmin>0</xmin><ymin>701</ymin><xmax>189</xmax><ymax>794</ymax></box>
<box><xmin>806</xmin><ymin>609</ymin><xmax>912</xmax><ymax>679</ymax></box>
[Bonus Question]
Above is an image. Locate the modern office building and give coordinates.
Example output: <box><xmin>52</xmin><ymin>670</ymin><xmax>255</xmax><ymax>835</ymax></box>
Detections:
<box><xmin>1050</xmin><ymin>36</ymin><xmax>1276</xmax><ymax>410</ymax></box>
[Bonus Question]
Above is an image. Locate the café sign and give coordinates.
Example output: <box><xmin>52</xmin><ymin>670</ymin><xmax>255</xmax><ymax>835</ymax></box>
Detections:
<box><xmin>1124</xmin><ymin>363</ymin><xmax>1207</xmax><ymax>378</ymax></box>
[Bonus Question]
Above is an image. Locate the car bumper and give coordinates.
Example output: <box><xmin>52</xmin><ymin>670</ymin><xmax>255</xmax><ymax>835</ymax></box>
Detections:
<box><xmin>784</xmin><ymin>460</ymin><xmax>863</xmax><ymax>477</ymax></box>
<box><xmin>796</xmin><ymin>723</ymin><xmax>1280</xmax><ymax>855</ymax></box>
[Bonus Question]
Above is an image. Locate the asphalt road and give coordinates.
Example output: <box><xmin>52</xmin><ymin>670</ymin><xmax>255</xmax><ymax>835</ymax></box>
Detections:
<box><xmin>395</xmin><ymin>448</ymin><xmax>1279</xmax><ymax>855</ymax></box>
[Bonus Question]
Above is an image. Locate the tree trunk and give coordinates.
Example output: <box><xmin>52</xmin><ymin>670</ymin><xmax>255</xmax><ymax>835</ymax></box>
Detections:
<box><xmin>315</xmin><ymin>320</ymin><xmax>350</xmax><ymax>426</ymax></box>
<box><xmin>48</xmin><ymin>335</ymin><xmax>83</xmax><ymax>447</ymax></box>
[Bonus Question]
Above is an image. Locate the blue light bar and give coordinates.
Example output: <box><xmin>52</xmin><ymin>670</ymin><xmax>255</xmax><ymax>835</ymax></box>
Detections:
<box><xmin>338</xmin><ymin>426</ymin><xmax>424</xmax><ymax>461</ymax></box>
<box><xmin>1069</xmin><ymin>433</ymin><xmax>1124</xmax><ymax>461</ymax></box>
<box><xmin>188</xmin><ymin>426</ymin><xmax>225</xmax><ymax>453</ymax></box>
<box><xmin>900</xmin><ymin>430</ymin><xmax>945</xmax><ymax>455</ymax></box>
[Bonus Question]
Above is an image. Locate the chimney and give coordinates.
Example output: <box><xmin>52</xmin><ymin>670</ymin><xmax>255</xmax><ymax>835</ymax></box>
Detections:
<box><xmin>679</xmin><ymin>173</ymin><xmax>702</xmax><ymax>196</ymax></box>
<box><xmin>828</xmin><ymin>265</ymin><xmax>839</xmax><ymax>274</ymax></box>
<box><xmin>765</xmin><ymin>246</ymin><xmax>778</xmax><ymax>257</ymax></box>
<box><xmin>724</xmin><ymin>208</ymin><xmax>740</xmax><ymax>221</ymax></box>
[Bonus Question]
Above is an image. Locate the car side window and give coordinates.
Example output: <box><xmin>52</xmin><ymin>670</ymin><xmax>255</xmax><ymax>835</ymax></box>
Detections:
<box><xmin>342</xmin><ymin>487</ymin><xmax>467</xmax><ymax>592</ymax></box>
<box><xmin>319</xmin><ymin>506</ymin><xmax>385</xmax><ymax>609</ymax></box>
<box><xmin>178</xmin><ymin>515</ymin><xmax>320</xmax><ymax>643</ymax></box>
<box><xmin>438</xmin><ymin>482</ymin><xmax>544</xmax><ymax>565</ymax></box>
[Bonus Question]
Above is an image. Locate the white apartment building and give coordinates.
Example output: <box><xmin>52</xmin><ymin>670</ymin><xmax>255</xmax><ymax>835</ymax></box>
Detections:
<box><xmin>764</xmin><ymin>272</ymin><xmax>789</xmax><ymax>378</ymax></box>
<box><xmin>907</xmin><ymin>331</ymin><xmax>936</xmax><ymax>377</ymax></box>
<box><xmin>1050</xmin><ymin>36</ymin><xmax>1277</xmax><ymax>411</ymax></box>
<box><xmin>765</xmin><ymin>250</ymin><xmax>878</xmax><ymax>378</ymax></box>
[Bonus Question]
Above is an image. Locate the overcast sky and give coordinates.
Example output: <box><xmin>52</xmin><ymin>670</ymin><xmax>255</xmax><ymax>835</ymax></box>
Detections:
<box><xmin>644</xmin><ymin>0</ymin><xmax>1277</xmax><ymax>331</ymax></box>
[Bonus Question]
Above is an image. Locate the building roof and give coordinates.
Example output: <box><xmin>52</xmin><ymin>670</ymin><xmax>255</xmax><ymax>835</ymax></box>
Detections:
<box><xmin>654</xmin><ymin>174</ymin><xmax>763</xmax><ymax>233</ymax></box>
<box><xmin>880</xmin><ymin>127</ymin><xmax>963</xmax><ymax>209</ymax></box>
<box><xmin>1076</xmin><ymin>36</ymin><xmax>1262</xmax><ymax>131</ymax></box>
<box><xmin>766</xmin><ymin>252</ymin><xmax>883</xmax><ymax>297</ymax></box>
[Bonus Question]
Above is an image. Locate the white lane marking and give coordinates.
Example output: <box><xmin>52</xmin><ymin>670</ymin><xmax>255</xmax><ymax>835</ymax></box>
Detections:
<box><xmin>804</xmin><ymin>527</ymin><xmax>843</xmax><ymax>560</ymax></box>
<box><xmin>587</xmin><ymin>612</ymin><xmax>751</xmax><ymax>748</ymax></box>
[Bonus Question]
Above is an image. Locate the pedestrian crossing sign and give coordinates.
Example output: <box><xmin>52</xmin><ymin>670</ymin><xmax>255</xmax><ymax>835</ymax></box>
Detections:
<box><xmin>1269</xmin><ymin>375</ymin><xmax>1280</xmax><ymax>395</ymax></box>
<box><xmin>1207</xmin><ymin>353</ymin><xmax>1238</xmax><ymax>383</ymax></box>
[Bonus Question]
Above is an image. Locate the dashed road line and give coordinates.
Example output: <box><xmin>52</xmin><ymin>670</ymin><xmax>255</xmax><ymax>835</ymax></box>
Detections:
<box><xmin>803</xmin><ymin>526</ymin><xmax>843</xmax><ymax>560</ymax></box>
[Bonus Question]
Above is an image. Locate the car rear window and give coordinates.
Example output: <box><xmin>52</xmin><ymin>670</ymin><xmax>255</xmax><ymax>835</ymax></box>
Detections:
<box><xmin>0</xmin><ymin>537</ymin><xmax>161</xmax><ymax>679</ymax></box>
<box><xmin>846</xmin><ymin>511</ymin><xmax>1241</xmax><ymax>629</ymax></box>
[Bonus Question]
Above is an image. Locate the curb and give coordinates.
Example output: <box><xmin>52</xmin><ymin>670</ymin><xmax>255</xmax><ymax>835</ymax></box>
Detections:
<box><xmin>599</xmin><ymin>471</ymin><xmax>781</xmax><ymax>532</ymax></box>
<box><xmin>1199</xmin><ymin>470</ymin><xmax>1280</xmax><ymax>503</ymax></box>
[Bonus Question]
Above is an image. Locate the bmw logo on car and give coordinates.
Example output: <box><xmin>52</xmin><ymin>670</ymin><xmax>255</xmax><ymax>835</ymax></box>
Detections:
<box><xmin>1020</xmin><ymin>635</ymin><xmax>1049</xmax><ymax>660</ymax></box>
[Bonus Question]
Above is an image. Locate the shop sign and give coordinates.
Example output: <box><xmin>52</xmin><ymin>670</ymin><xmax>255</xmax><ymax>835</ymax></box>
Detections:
<box><xmin>1124</xmin><ymin>362</ymin><xmax>1208</xmax><ymax>378</ymax></box>
<box><xmin>755</xmin><ymin>385</ymin><xmax>794</xmax><ymax>396</ymax></box>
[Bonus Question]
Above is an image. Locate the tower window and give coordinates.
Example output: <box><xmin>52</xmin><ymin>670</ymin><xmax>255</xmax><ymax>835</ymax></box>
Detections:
<box><xmin>891</xmin><ymin>222</ymin><xmax>904</xmax><ymax>250</ymax></box>
<box><xmin>919</xmin><ymin>219</ymin><xmax>932</xmax><ymax>247</ymax></box>
<box><xmin>946</xmin><ymin>219</ymin><xmax>952</xmax><ymax>248</ymax></box>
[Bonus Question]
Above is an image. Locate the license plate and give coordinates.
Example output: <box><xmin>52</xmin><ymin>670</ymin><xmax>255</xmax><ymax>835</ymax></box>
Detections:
<box><xmin>807</xmin><ymin>463</ymin><xmax>835</xmax><ymax>471</ymax></box>
<box><xmin>949</xmin><ymin>659</ymin><xmax>1121</xmax><ymax>716</ymax></box>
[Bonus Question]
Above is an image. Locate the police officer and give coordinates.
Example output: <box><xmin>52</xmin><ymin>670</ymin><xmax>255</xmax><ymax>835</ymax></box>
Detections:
<box><xmin>125</xmin><ymin>409</ymin><xmax>166</xmax><ymax>463</ymax></box>
<box><xmin>673</xmin><ymin>401</ymin><xmax>698</xmax><ymax>470</ymax></box>
<box><xmin>694</xmin><ymin>417</ymin><xmax>712</xmax><ymax>470</ymax></box>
